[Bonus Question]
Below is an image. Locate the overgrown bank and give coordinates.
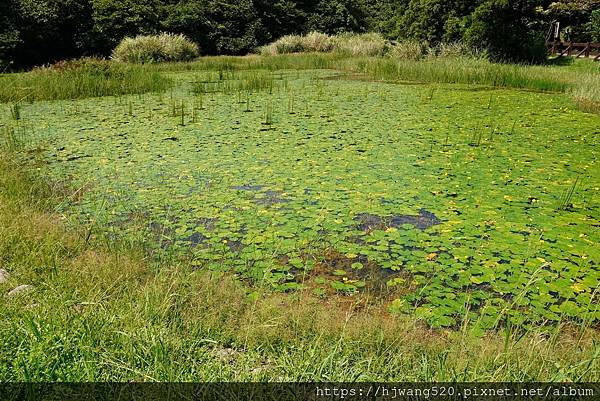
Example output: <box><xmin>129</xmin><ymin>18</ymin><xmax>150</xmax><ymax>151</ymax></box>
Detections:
<box><xmin>3</xmin><ymin>54</ymin><xmax>596</xmax><ymax>112</ymax></box>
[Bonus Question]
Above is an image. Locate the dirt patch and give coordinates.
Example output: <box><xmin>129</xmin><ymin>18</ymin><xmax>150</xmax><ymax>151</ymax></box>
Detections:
<box><xmin>254</xmin><ymin>190</ymin><xmax>290</xmax><ymax>206</ymax></box>
<box><xmin>232</xmin><ymin>184</ymin><xmax>264</xmax><ymax>191</ymax></box>
<box><xmin>354</xmin><ymin>209</ymin><xmax>441</xmax><ymax>232</ymax></box>
<box><xmin>308</xmin><ymin>250</ymin><xmax>412</xmax><ymax>298</ymax></box>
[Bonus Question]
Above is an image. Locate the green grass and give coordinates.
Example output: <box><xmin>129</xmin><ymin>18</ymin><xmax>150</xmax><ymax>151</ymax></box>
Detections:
<box><xmin>158</xmin><ymin>54</ymin><xmax>600</xmax><ymax>113</ymax></box>
<box><xmin>1</xmin><ymin>54</ymin><xmax>598</xmax><ymax>111</ymax></box>
<box><xmin>192</xmin><ymin>69</ymin><xmax>277</xmax><ymax>95</ymax></box>
<box><xmin>0</xmin><ymin>59</ymin><xmax>170</xmax><ymax>103</ymax></box>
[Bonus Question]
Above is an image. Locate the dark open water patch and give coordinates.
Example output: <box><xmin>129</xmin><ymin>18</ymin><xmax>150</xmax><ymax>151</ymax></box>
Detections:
<box><xmin>354</xmin><ymin>209</ymin><xmax>441</xmax><ymax>232</ymax></box>
<box><xmin>232</xmin><ymin>184</ymin><xmax>264</xmax><ymax>191</ymax></box>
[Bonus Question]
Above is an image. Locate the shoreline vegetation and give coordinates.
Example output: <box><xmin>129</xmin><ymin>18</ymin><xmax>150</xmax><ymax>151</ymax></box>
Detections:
<box><xmin>1</xmin><ymin>45</ymin><xmax>598</xmax><ymax>112</ymax></box>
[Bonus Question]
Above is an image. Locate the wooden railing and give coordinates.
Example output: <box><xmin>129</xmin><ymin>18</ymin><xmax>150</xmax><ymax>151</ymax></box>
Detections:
<box><xmin>546</xmin><ymin>41</ymin><xmax>600</xmax><ymax>60</ymax></box>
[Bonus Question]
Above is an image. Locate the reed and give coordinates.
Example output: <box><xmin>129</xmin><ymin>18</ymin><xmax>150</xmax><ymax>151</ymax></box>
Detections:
<box><xmin>0</xmin><ymin>59</ymin><xmax>170</xmax><ymax>103</ymax></box>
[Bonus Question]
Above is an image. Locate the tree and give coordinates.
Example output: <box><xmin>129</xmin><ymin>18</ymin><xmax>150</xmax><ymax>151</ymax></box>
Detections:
<box><xmin>544</xmin><ymin>0</ymin><xmax>600</xmax><ymax>41</ymax></box>
<box><xmin>0</xmin><ymin>0</ymin><xmax>20</xmax><ymax>70</ymax></box>
<box><xmin>465</xmin><ymin>0</ymin><xmax>547</xmax><ymax>63</ymax></box>
<box><xmin>588</xmin><ymin>9</ymin><xmax>600</xmax><ymax>41</ymax></box>
<box><xmin>87</xmin><ymin>0</ymin><xmax>165</xmax><ymax>56</ymax></box>
<box><xmin>11</xmin><ymin>0</ymin><xmax>93</xmax><ymax>67</ymax></box>
<box><xmin>304</xmin><ymin>0</ymin><xmax>367</xmax><ymax>34</ymax></box>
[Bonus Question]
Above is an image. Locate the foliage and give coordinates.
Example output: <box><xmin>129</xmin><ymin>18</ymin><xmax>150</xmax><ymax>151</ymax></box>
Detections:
<box><xmin>4</xmin><ymin>0</ymin><xmax>93</xmax><ymax>68</ymax></box>
<box><xmin>396</xmin><ymin>0</ymin><xmax>479</xmax><ymax>45</ymax></box>
<box><xmin>86</xmin><ymin>0</ymin><xmax>165</xmax><ymax>56</ymax></box>
<box><xmin>0</xmin><ymin>0</ymin><xmax>21</xmax><ymax>71</ymax></box>
<box><xmin>304</xmin><ymin>0</ymin><xmax>367</xmax><ymax>34</ymax></box>
<box><xmin>0</xmin><ymin>58</ymin><xmax>170</xmax><ymax>102</ymax></box>
<box><xmin>464</xmin><ymin>0</ymin><xmax>548</xmax><ymax>63</ymax></box>
<box><xmin>587</xmin><ymin>9</ymin><xmax>600</xmax><ymax>42</ymax></box>
<box><xmin>260</xmin><ymin>32</ymin><xmax>388</xmax><ymax>56</ymax></box>
<box><xmin>0</xmin><ymin>0</ymin><xmax>570</xmax><ymax>69</ymax></box>
<box><xmin>544</xmin><ymin>0</ymin><xmax>600</xmax><ymax>42</ymax></box>
<box><xmin>112</xmin><ymin>33</ymin><xmax>199</xmax><ymax>64</ymax></box>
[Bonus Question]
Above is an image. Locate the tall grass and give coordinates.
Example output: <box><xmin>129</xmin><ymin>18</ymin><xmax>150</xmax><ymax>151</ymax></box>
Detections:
<box><xmin>112</xmin><ymin>33</ymin><xmax>200</xmax><ymax>64</ymax></box>
<box><xmin>157</xmin><ymin>53</ymin><xmax>583</xmax><ymax>92</ymax></box>
<box><xmin>571</xmin><ymin>73</ymin><xmax>600</xmax><ymax>113</ymax></box>
<box><xmin>260</xmin><ymin>32</ymin><xmax>389</xmax><ymax>57</ymax></box>
<box><xmin>192</xmin><ymin>70</ymin><xmax>276</xmax><ymax>95</ymax></box>
<box><xmin>0</xmin><ymin>58</ymin><xmax>171</xmax><ymax>103</ymax></box>
<box><xmin>346</xmin><ymin>57</ymin><xmax>572</xmax><ymax>92</ymax></box>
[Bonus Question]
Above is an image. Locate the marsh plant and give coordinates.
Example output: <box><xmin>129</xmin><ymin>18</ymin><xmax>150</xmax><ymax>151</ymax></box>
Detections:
<box><xmin>180</xmin><ymin>101</ymin><xmax>185</xmax><ymax>126</ymax></box>
<box><xmin>558</xmin><ymin>176</ymin><xmax>581</xmax><ymax>211</ymax></box>
<box><xmin>10</xmin><ymin>103</ymin><xmax>20</xmax><ymax>121</ymax></box>
<box><xmin>112</xmin><ymin>33</ymin><xmax>199</xmax><ymax>64</ymax></box>
<box><xmin>264</xmin><ymin>99</ymin><xmax>273</xmax><ymax>126</ymax></box>
<box><xmin>0</xmin><ymin>126</ymin><xmax>24</xmax><ymax>152</ymax></box>
<box><xmin>0</xmin><ymin>58</ymin><xmax>170</xmax><ymax>102</ymax></box>
<box><xmin>193</xmin><ymin>70</ymin><xmax>277</xmax><ymax>96</ymax></box>
<box><xmin>260</xmin><ymin>32</ymin><xmax>389</xmax><ymax>57</ymax></box>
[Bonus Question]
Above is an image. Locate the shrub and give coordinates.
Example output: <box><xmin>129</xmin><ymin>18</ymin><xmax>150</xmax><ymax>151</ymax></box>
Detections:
<box><xmin>112</xmin><ymin>33</ymin><xmax>199</xmax><ymax>64</ymax></box>
<box><xmin>464</xmin><ymin>0</ymin><xmax>547</xmax><ymax>64</ymax></box>
<box><xmin>332</xmin><ymin>33</ymin><xmax>389</xmax><ymax>57</ymax></box>
<box><xmin>386</xmin><ymin>41</ymin><xmax>426</xmax><ymax>60</ymax></box>
<box><xmin>274</xmin><ymin>35</ymin><xmax>307</xmax><ymax>54</ymax></box>
<box><xmin>588</xmin><ymin>10</ymin><xmax>600</xmax><ymax>42</ymax></box>
<box><xmin>259</xmin><ymin>32</ymin><xmax>388</xmax><ymax>57</ymax></box>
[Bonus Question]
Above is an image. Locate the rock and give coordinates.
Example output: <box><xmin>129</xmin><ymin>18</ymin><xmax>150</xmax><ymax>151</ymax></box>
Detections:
<box><xmin>7</xmin><ymin>284</ymin><xmax>33</xmax><ymax>298</ymax></box>
<box><xmin>250</xmin><ymin>364</ymin><xmax>273</xmax><ymax>375</ymax></box>
<box><xmin>0</xmin><ymin>269</ymin><xmax>10</xmax><ymax>284</ymax></box>
<box><xmin>215</xmin><ymin>347</ymin><xmax>241</xmax><ymax>363</ymax></box>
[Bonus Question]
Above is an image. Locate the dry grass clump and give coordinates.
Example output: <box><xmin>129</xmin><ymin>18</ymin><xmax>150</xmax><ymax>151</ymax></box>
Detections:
<box><xmin>260</xmin><ymin>32</ymin><xmax>388</xmax><ymax>57</ymax></box>
<box><xmin>112</xmin><ymin>33</ymin><xmax>200</xmax><ymax>64</ymax></box>
<box><xmin>260</xmin><ymin>33</ymin><xmax>480</xmax><ymax>60</ymax></box>
<box><xmin>332</xmin><ymin>32</ymin><xmax>389</xmax><ymax>56</ymax></box>
<box><xmin>428</xmin><ymin>42</ymin><xmax>480</xmax><ymax>59</ymax></box>
<box><xmin>571</xmin><ymin>74</ymin><xmax>600</xmax><ymax>113</ymax></box>
<box><xmin>302</xmin><ymin>31</ymin><xmax>336</xmax><ymax>53</ymax></box>
<box><xmin>386</xmin><ymin>40</ymin><xmax>426</xmax><ymax>60</ymax></box>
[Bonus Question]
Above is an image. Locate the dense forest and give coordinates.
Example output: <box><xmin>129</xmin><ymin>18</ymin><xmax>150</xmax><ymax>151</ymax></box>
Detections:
<box><xmin>1</xmin><ymin>0</ymin><xmax>599</xmax><ymax>69</ymax></box>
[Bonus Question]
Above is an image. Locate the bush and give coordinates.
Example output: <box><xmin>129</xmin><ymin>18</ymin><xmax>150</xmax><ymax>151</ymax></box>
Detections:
<box><xmin>588</xmin><ymin>10</ymin><xmax>600</xmax><ymax>42</ymax></box>
<box><xmin>386</xmin><ymin>41</ymin><xmax>426</xmax><ymax>60</ymax></box>
<box><xmin>259</xmin><ymin>32</ymin><xmax>388</xmax><ymax>57</ymax></box>
<box><xmin>333</xmin><ymin>33</ymin><xmax>389</xmax><ymax>56</ymax></box>
<box><xmin>464</xmin><ymin>0</ymin><xmax>547</xmax><ymax>64</ymax></box>
<box><xmin>112</xmin><ymin>33</ymin><xmax>199</xmax><ymax>63</ymax></box>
